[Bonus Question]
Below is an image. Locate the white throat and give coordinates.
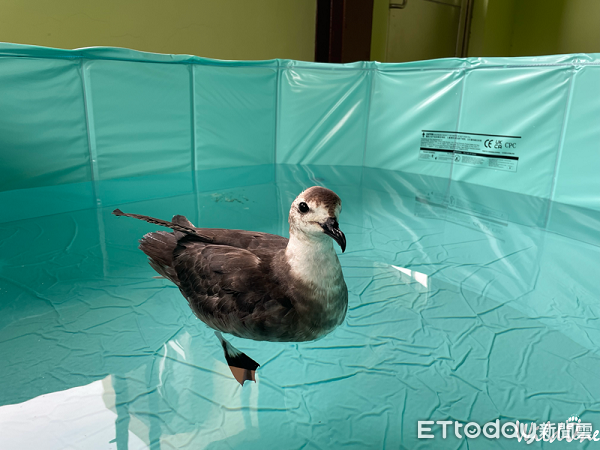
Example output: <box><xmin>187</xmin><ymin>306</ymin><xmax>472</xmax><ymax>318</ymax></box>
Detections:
<box><xmin>285</xmin><ymin>229</ymin><xmax>343</xmax><ymax>291</ymax></box>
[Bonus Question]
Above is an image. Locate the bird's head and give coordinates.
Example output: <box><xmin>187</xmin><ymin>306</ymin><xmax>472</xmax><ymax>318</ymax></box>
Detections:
<box><xmin>288</xmin><ymin>186</ymin><xmax>346</xmax><ymax>252</ymax></box>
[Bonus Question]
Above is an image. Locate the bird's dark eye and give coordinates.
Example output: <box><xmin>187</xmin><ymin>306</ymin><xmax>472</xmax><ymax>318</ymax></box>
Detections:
<box><xmin>298</xmin><ymin>202</ymin><xmax>309</xmax><ymax>213</ymax></box>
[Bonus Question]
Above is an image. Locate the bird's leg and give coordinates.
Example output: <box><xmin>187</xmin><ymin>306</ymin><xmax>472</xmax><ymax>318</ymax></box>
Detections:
<box><xmin>214</xmin><ymin>331</ymin><xmax>260</xmax><ymax>385</ymax></box>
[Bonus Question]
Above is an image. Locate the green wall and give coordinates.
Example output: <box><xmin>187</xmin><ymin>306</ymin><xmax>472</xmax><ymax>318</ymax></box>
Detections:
<box><xmin>372</xmin><ymin>0</ymin><xmax>600</xmax><ymax>61</ymax></box>
<box><xmin>468</xmin><ymin>0</ymin><xmax>518</xmax><ymax>57</ymax></box>
<box><xmin>469</xmin><ymin>0</ymin><xmax>600</xmax><ymax>57</ymax></box>
<box><xmin>0</xmin><ymin>0</ymin><xmax>317</xmax><ymax>61</ymax></box>
<box><xmin>370</xmin><ymin>0</ymin><xmax>389</xmax><ymax>62</ymax></box>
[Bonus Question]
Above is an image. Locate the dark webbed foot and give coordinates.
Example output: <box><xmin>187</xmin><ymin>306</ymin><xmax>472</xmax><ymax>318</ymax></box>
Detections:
<box><xmin>215</xmin><ymin>331</ymin><xmax>260</xmax><ymax>385</ymax></box>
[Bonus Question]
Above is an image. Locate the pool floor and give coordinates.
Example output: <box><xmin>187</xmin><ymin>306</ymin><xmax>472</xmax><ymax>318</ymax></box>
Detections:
<box><xmin>1</xmin><ymin>165</ymin><xmax>599</xmax><ymax>449</ymax></box>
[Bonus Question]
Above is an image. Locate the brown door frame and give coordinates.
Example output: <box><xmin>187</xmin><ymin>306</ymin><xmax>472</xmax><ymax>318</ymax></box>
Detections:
<box><xmin>315</xmin><ymin>0</ymin><xmax>375</xmax><ymax>63</ymax></box>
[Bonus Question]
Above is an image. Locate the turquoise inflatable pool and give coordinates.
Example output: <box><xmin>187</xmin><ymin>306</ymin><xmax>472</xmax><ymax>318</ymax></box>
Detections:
<box><xmin>0</xmin><ymin>43</ymin><xmax>599</xmax><ymax>449</ymax></box>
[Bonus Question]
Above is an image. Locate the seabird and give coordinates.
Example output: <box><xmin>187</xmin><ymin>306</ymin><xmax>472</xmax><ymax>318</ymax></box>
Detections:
<box><xmin>113</xmin><ymin>186</ymin><xmax>348</xmax><ymax>384</ymax></box>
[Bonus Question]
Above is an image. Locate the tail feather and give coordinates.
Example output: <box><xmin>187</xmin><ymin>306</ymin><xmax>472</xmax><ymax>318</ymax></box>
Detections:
<box><xmin>139</xmin><ymin>231</ymin><xmax>176</xmax><ymax>266</ymax></box>
<box><xmin>138</xmin><ymin>231</ymin><xmax>179</xmax><ymax>283</ymax></box>
<box><xmin>113</xmin><ymin>209</ymin><xmax>202</xmax><ymax>285</ymax></box>
<box><xmin>148</xmin><ymin>258</ymin><xmax>178</xmax><ymax>283</ymax></box>
<box><xmin>113</xmin><ymin>209</ymin><xmax>210</xmax><ymax>241</ymax></box>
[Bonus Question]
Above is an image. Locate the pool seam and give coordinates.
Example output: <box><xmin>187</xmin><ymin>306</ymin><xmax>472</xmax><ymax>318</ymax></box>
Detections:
<box><xmin>80</xmin><ymin>59</ymin><xmax>100</xmax><ymax>201</ymax></box>
<box><xmin>545</xmin><ymin>66</ymin><xmax>577</xmax><ymax>227</ymax></box>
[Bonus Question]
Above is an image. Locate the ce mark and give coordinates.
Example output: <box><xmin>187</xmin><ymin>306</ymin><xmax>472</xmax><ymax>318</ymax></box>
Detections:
<box><xmin>484</xmin><ymin>139</ymin><xmax>494</xmax><ymax>148</ymax></box>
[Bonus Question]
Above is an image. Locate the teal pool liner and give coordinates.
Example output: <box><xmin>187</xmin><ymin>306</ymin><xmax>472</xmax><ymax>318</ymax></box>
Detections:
<box><xmin>1</xmin><ymin>43</ymin><xmax>599</xmax><ymax>210</ymax></box>
<box><xmin>1</xmin><ymin>44</ymin><xmax>599</xmax><ymax>450</ymax></box>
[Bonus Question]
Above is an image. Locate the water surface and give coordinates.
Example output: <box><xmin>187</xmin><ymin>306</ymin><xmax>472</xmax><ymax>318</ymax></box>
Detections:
<box><xmin>1</xmin><ymin>164</ymin><xmax>599</xmax><ymax>449</ymax></box>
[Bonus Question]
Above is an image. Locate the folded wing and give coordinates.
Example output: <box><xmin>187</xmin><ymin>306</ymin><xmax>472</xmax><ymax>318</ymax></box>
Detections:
<box><xmin>173</xmin><ymin>234</ymin><xmax>296</xmax><ymax>340</ymax></box>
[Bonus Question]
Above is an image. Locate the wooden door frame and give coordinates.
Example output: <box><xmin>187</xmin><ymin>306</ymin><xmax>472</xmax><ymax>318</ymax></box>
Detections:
<box><xmin>315</xmin><ymin>0</ymin><xmax>375</xmax><ymax>63</ymax></box>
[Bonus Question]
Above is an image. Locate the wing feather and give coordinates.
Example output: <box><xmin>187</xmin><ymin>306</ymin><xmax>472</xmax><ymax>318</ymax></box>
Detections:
<box><xmin>172</xmin><ymin>235</ymin><xmax>295</xmax><ymax>340</ymax></box>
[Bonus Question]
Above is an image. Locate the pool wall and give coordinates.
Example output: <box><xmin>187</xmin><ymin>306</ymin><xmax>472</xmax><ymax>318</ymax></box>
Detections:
<box><xmin>1</xmin><ymin>42</ymin><xmax>599</xmax><ymax>211</ymax></box>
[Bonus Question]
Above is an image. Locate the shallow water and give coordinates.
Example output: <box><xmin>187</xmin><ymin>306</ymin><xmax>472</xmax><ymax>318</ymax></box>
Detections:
<box><xmin>1</xmin><ymin>164</ymin><xmax>599</xmax><ymax>450</ymax></box>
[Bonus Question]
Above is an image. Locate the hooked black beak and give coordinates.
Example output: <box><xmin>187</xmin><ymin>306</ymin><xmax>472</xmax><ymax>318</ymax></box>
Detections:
<box><xmin>320</xmin><ymin>217</ymin><xmax>346</xmax><ymax>253</ymax></box>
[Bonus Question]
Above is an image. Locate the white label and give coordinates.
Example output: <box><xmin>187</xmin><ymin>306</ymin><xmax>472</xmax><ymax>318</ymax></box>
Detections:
<box><xmin>419</xmin><ymin>130</ymin><xmax>521</xmax><ymax>172</ymax></box>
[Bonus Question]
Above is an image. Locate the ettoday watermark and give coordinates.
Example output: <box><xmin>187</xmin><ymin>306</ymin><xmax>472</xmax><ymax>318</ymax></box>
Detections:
<box><xmin>418</xmin><ymin>416</ymin><xmax>600</xmax><ymax>444</ymax></box>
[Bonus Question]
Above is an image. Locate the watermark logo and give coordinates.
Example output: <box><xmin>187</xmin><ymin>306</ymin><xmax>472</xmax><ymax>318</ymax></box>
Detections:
<box><xmin>418</xmin><ymin>416</ymin><xmax>600</xmax><ymax>443</ymax></box>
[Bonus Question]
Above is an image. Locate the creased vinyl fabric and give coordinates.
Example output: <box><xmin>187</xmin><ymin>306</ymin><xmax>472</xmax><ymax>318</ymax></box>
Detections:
<box><xmin>0</xmin><ymin>43</ymin><xmax>599</xmax><ymax>209</ymax></box>
<box><xmin>1</xmin><ymin>165</ymin><xmax>599</xmax><ymax>450</ymax></box>
<box><xmin>1</xmin><ymin>44</ymin><xmax>600</xmax><ymax>450</ymax></box>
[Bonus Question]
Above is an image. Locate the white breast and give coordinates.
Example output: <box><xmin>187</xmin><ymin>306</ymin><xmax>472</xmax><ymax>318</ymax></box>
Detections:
<box><xmin>285</xmin><ymin>232</ymin><xmax>346</xmax><ymax>312</ymax></box>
